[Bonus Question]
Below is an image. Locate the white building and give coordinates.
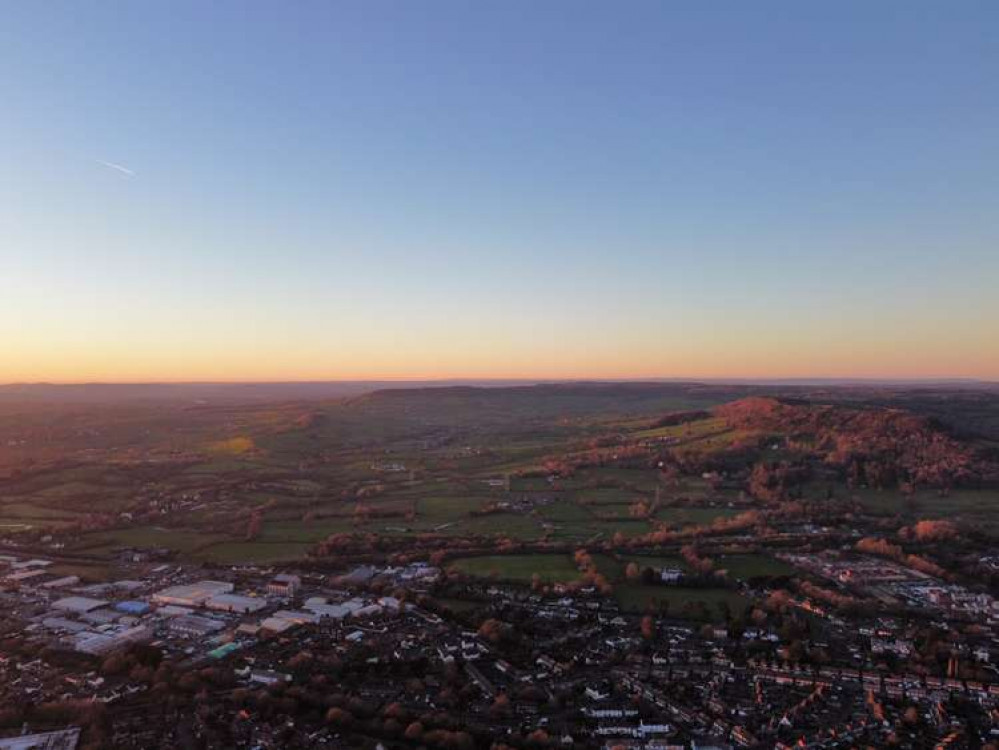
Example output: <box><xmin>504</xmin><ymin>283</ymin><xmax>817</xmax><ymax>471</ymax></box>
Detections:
<box><xmin>267</xmin><ymin>574</ymin><xmax>301</xmax><ymax>597</ymax></box>
<box><xmin>152</xmin><ymin>580</ymin><xmax>234</xmax><ymax>606</ymax></box>
<box><xmin>206</xmin><ymin>593</ymin><xmax>266</xmax><ymax>614</ymax></box>
<box><xmin>52</xmin><ymin>596</ymin><xmax>108</xmax><ymax>614</ymax></box>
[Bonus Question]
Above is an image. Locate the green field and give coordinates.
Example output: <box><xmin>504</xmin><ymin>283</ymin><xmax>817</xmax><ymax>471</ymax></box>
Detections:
<box><xmin>546</xmin><ymin>518</ymin><xmax>652</xmax><ymax>541</ymax></box>
<box><xmin>418</xmin><ymin>495</ymin><xmax>494</xmax><ymax>520</ymax></box>
<box><xmin>828</xmin><ymin>486</ymin><xmax>999</xmax><ymax>535</ymax></box>
<box><xmin>715</xmin><ymin>554</ymin><xmax>795</xmax><ymax>579</ymax></box>
<box><xmin>258</xmin><ymin>516</ymin><xmax>370</xmax><ymax>543</ymax></box>
<box><xmin>78</xmin><ymin>526</ymin><xmax>229</xmax><ymax>554</ymax></box>
<box><xmin>576</xmin><ymin>487</ymin><xmax>645</xmax><ymax>506</ymax></box>
<box><xmin>0</xmin><ymin>500</ymin><xmax>85</xmax><ymax>530</ymax></box>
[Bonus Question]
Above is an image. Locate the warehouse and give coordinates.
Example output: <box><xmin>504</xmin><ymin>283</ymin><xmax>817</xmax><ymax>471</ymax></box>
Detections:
<box><xmin>260</xmin><ymin>616</ymin><xmax>297</xmax><ymax>633</ymax></box>
<box><xmin>82</xmin><ymin>608</ymin><xmax>123</xmax><ymax>625</ymax></box>
<box><xmin>51</xmin><ymin>596</ymin><xmax>108</xmax><ymax>614</ymax></box>
<box><xmin>169</xmin><ymin>614</ymin><xmax>226</xmax><ymax>637</ymax></box>
<box><xmin>115</xmin><ymin>600</ymin><xmax>151</xmax><ymax>616</ymax></box>
<box><xmin>152</xmin><ymin>580</ymin><xmax>234</xmax><ymax>606</ymax></box>
<box><xmin>41</xmin><ymin>575</ymin><xmax>81</xmax><ymax>589</ymax></box>
<box><xmin>42</xmin><ymin>617</ymin><xmax>90</xmax><ymax>634</ymax></box>
<box><xmin>270</xmin><ymin>610</ymin><xmax>317</xmax><ymax>625</ymax></box>
<box><xmin>206</xmin><ymin>593</ymin><xmax>266</xmax><ymax>614</ymax></box>
<box><xmin>70</xmin><ymin>625</ymin><xmax>151</xmax><ymax>655</ymax></box>
<box><xmin>305</xmin><ymin>601</ymin><xmax>353</xmax><ymax>619</ymax></box>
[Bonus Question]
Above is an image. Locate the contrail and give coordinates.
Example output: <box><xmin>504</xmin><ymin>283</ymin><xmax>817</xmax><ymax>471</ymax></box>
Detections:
<box><xmin>96</xmin><ymin>159</ymin><xmax>135</xmax><ymax>178</ymax></box>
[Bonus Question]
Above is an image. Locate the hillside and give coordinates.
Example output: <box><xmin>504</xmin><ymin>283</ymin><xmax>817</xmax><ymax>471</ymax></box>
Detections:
<box><xmin>714</xmin><ymin>397</ymin><xmax>999</xmax><ymax>490</ymax></box>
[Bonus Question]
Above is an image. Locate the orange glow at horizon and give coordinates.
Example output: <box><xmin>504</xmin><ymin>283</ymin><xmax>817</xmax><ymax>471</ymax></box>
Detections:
<box><xmin>3</xmin><ymin>335</ymin><xmax>996</xmax><ymax>384</ymax></box>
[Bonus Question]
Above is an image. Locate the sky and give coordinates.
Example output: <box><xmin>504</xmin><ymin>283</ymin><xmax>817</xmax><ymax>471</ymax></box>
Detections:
<box><xmin>1</xmin><ymin>1</ymin><xmax>997</xmax><ymax>383</ymax></box>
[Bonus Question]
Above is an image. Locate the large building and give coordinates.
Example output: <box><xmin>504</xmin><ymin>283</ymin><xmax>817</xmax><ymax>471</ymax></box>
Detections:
<box><xmin>266</xmin><ymin>574</ymin><xmax>300</xmax><ymax>597</ymax></box>
<box><xmin>115</xmin><ymin>600</ymin><xmax>151</xmax><ymax>616</ymax></box>
<box><xmin>169</xmin><ymin>614</ymin><xmax>226</xmax><ymax>637</ymax></box>
<box><xmin>0</xmin><ymin>727</ymin><xmax>81</xmax><ymax>750</ymax></box>
<box><xmin>51</xmin><ymin>596</ymin><xmax>108</xmax><ymax>614</ymax></box>
<box><xmin>69</xmin><ymin>625</ymin><xmax>152</xmax><ymax>655</ymax></box>
<box><xmin>206</xmin><ymin>593</ymin><xmax>267</xmax><ymax>614</ymax></box>
<box><xmin>152</xmin><ymin>580</ymin><xmax>234</xmax><ymax>607</ymax></box>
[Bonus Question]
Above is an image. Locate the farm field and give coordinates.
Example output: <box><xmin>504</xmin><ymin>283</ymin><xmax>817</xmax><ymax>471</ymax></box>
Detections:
<box><xmin>3</xmin><ymin>382</ymin><xmax>997</xmax><ymax>584</ymax></box>
<box><xmin>75</xmin><ymin>526</ymin><xmax>230</xmax><ymax>556</ymax></box>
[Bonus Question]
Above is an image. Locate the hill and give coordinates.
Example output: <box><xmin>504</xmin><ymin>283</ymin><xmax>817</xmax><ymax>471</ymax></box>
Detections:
<box><xmin>715</xmin><ymin>397</ymin><xmax>999</xmax><ymax>490</ymax></box>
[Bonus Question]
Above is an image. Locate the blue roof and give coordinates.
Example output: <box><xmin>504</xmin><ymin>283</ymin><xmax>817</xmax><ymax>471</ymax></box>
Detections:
<box><xmin>115</xmin><ymin>600</ymin><xmax>150</xmax><ymax>614</ymax></box>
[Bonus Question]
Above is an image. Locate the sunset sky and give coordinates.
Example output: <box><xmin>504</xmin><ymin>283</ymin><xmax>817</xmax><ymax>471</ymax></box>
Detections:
<box><xmin>2</xmin><ymin>1</ymin><xmax>997</xmax><ymax>383</ymax></box>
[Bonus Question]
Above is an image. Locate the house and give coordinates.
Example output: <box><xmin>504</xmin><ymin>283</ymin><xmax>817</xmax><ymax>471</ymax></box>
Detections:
<box><xmin>660</xmin><ymin>568</ymin><xmax>683</xmax><ymax>584</ymax></box>
<box><xmin>249</xmin><ymin>669</ymin><xmax>291</xmax><ymax>686</ymax></box>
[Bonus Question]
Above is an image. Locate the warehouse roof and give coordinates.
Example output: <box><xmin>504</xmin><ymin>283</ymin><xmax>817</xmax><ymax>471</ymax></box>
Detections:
<box><xmin>52</xmin><ymin>596</ymin><xmax>108</xmax><ymax>613</ymax></box>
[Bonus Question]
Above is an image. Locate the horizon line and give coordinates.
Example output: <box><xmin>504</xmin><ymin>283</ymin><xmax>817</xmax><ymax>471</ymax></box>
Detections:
<box><xmin>2</xmin><ymin>376</ymin><xmax>996</xmax><ymax>388</ymax></box>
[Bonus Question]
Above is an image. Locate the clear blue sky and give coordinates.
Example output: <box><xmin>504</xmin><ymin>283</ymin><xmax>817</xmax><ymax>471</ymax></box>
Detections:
<box><xmin>2</xmin><ymin>1</ymin><xmax>996</xmax><ymax>381</ymax></box>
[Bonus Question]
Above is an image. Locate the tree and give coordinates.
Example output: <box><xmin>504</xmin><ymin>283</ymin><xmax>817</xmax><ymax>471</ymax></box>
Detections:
<box><xmin>245</xmin><ymin>510</ymin><xmax>263</xmax><ymax>541</ymax></box>
<box><xmin>490</xmin><ymin>693</ymin><xmax>511</xmax><ymax>717</ymax></box>
<box><xmin>640</xmin><ymin>615</ymin><xmax>654</xmax><ymax>640</ymax></box>
<box><xmin>325</xmin><ymin>707</ymin><xmax>354</xmax><ymax>727</ymax></box>
<box><xmin>100</xmin><ymin>653</ymin><xmax>128</xmax><ymax>676</ymax></box>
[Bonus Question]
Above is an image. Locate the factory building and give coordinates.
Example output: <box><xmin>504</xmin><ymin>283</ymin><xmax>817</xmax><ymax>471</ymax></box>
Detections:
<box><xmin>115</xmin><ymin>600</ymin><xmax>151</xmax><ymax>616</ymax></box>
<box><xmin>266</xmin><ymin>574</ymin><xmax>301</xmax><ymax>597</ymax></box>
<box><xmin>69</xmin><ymin>625</ymin><xmax>152</xmax><ymax>655</ymax></box>
<box><xmin>51</xmin><ymin>596</ymin><xmax>108</xmax><ymax>614</ymax></box>
<box><xmin>206</xmin><ymin>593</ymin><xmax>267</xmax><ymax>614</ymax></box>
<box><xmin>152</xmin><ymin>580</ymin><xmax>234</xmax><ymax>607</ymax></box>
<box><xmin>169</xmin><ymin>614</ymin><xmax>226</xmax><ymax>637</ymax></box>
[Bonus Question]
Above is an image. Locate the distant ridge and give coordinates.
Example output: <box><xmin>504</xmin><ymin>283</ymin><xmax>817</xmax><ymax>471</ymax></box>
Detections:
<box><xmin>0</xmin><ymin>378</ymin><xmax>995</xmax><ymax>404</ymax></box>
<box><xmin>0</xmin><ymin>380</ymin><xmax>546</xmax><ymax>404</ymax></box>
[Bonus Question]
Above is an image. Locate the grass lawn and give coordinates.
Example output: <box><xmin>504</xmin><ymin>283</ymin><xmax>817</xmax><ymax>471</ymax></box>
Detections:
<box><xmin>715</xmin><ymin>554</ymin><xmax>795</xmax><ymax>579</ymax></box>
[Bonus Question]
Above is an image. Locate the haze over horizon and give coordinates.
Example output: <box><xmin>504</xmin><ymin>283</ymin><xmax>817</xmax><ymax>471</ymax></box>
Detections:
<box><xmin>3</xmin><ymin>1</ymin><xmax>997</xmax><ymax>382</ymax></box>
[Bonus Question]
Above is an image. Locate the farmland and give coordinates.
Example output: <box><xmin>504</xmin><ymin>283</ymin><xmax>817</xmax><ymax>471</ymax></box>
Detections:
<box><xmin>0</xmin><ymin>381</ymin><xmax>996</xmax><ymax>579</ymax></box>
